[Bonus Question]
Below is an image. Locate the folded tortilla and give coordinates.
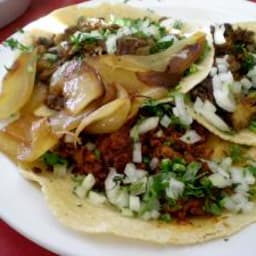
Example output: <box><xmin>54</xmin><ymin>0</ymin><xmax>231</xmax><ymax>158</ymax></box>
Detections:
<box><xmin>187</xmin><ymin>22</ymin><xmax>256</xmax><ymax>146</ymax></box>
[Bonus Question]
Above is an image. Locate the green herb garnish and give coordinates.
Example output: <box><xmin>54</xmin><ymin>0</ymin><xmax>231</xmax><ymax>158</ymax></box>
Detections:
<box><xmin>249</xmin><ymin>120</ymin><xmax>256</xmax><ymax>133</ymax></box>
<box><xmin>242</xmin><ymin>53</ymin><xmax>255</xmax><ymax>73</ymax></box>
<box><xmin>229</xmin><ymin>144</ymin><xmax>242</xmax><ymax>163</ymax></box>
<box><xmin>3</xmin><ymin>38</ymin><xmax>32</xmax><ymax>52</ymax></box>
<box><xmin>150</xmin><ymin>39</ymin><xmax>174</xmax><ymax>54</ymax></box>
<box><xmin>42</xmin><ymin>151</ymin><xmax>67</xmax><ymax>166</ymax></box>
<box><xmin>94</xmin><ymin>149</ymin><xmax>101</xmax><ymax>160</ymax></box>
<box><xmin>204</xmin><ymin>200</ymin><xmax>223</xmax><ymax>215</ymax></box>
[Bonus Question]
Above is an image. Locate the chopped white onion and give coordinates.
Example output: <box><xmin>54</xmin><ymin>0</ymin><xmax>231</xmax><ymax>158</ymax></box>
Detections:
<box><xmin>64</xmin><ymin>134</ymin><xmax>74</xmax><ymax>143</ymax></box>
<box><xmin>74</xmin><ymin>173</ymin><xmax>96</xmax><ymax>199</ymax></box>
<box><xmin>247</xmin><ymin>65</ymin><xmax>256</xmax><ymax>80</ymax></box>
<box><xmin>217</xmin><ymin>64</ymin><xmax>228</xmax><ymax>73</ymax></box>
<box><xmin>165</xmin><ymin>177</ymin><xmax>185</xmax><ymax>199</ymax></box>
<box><xmin>149</xmin><ymin>157</ymin><xmax>159</xmax><ymax>170</ymax></box>
<box><xmin>160</xmin><ymin>115</ymin><xmax>171</xmax><ymax>128</ymax></box>
<box><xmin>130</xmin><ymin>117</ymin><xmax>159</xmax><ymax>140</ymax></box>
<box><xmin>194</xmin><ymin>97</ymin><xmax>230</xmax><ymax>132</ymax></box>
<box><xmin>141</xmin><ymin>210</ymin><xmax>160</xmax><ymax>220</ymax></box>
<box><xmin>123</xmin><ymin>163</ymin><xmax>147</xmax><ymax>184</ymax></box>
<box><xmin>139</xmin><ymin>117</ymin><xmax>159</xmax><ymax>134</ymax></box>
<box><xmin>207</xmin><ymin>158</ymin><xmax>231</xmax><ymax>178</ymax></box>
<box><xmin>231</xmin><ymin>81</ymin><xmax>242</xmax><ymax>94</ymax></box>
<box><xmin>113</xmin><ymin>188</ymin><xmax>129</xmax><ymax>209</ymax></box>
<box><xmin>180</xmin><ymin>129</ymin><xmax>201</xmax><ymax>144</ymax></box>
<box><xmin>212</xmin><ymin>72</ymin><xmax>236</xmax><ymax>112</ymax></box>
<box><xmin>243</xmin><ymin>170</ymin><xmax>256</xmax><ymax>185</ymax></box>
<box><xmin>213</xmin><ymin>24</ymin><xmax>226</xmax><ymax>45</ymax></box>
<box><xmin>230</xmin><ymin>167</ymin><xmax>244</xmax><ymax>185</ymax></box>
<box><xmin>173</xmin><ymin>94</ymin><xmax>193</xmax><ymax>126</ymax></box>
<box><xmin>129</xmin><ymin>195</ymin><xmax>141</xmax><ymax>212</ymax></box>
<box><xmin>88</xmin><ymin>191</ymin><xmax>106</xmax><ymax>205</ymax></box>
<box><xmin>208</xmin><ymin>173</ymin><xmax>231</xmax><ymax>188</ymax></box>
<box><xmin>105</xmin><ymin>168</ymin><xmax>123</xmax><ymax>191</ymax></box>
<box><xmin>106</xmin><ymin>34</ymin><xmax>118</xmax><ymax>54</ymax></box>
<box><xmin>132</xmin><ymin>142</ymin><xmax>142</xmax><ymax>163</ymax></box>
<box><xmin>81</xmin><ymin>173</ymin><xmax>96</xmax><ymax>190</ymax></box>
<box><xmin>223</xmin><ymin>193</ymin><xmax>254</xmax><ymax>213</ymax></box>
<box><xmin>85</xmin><ymin>142</ymin><xmax>96</xmax><ymax>151</ymax></box>
<box><xmin>240</xmin><ymin>77</ymin><xmax>252</xmax><ymax>91</ymax></box>
<box><xmin>155</xmin><ymin>129</ymin><xmax>164</xmax><ymax>138</ymax></box>
<box><xmin>210</xmin><ymin>67</ymin><xmax>217</xmax><ymax>77</ymax></box>
<box><xmin>53</xmin><ymin>164</ymin><xmax>67</xmax><ymax>177</ymax></box>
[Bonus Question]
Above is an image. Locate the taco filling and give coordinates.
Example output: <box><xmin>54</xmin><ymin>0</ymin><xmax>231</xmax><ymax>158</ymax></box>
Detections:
<box><xmin>190</xmin><ymin>23</ymin><xmax>256</xmax><ymax>133</ymax></box>
<box><xmin>35</xmin><ymin>95</ymin><xmax>256</xmax><ymax>222</ymax></box>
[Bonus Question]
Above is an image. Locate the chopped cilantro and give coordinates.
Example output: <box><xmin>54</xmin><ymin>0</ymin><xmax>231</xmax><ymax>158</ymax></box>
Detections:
<box><xmin>143</xmin><ymin>156</ymin><xmax>150</xmax><ymax>164</ymax></box>
<box><xmin>94</xmin><ymin>149</ymin><xmax>101</xmax><ymax>160</ymax></box>
<box><xmin>70</xmin><ymin>32</ymin><xmax>99</xmax><ymax>48</ymax></box>
<box><xmin>247</xmin><ymin>166</ymin><xmax>256</xmax><ymax>177</ymax></box>
<box><xmin>229</xmin><ymin>144</ymin><xmax>242</xmax><ymax>163</ymax></box>
<box><xmin>198</xmin><ymin>41</ymin><xmax>210</xmax><ymax>62</ymax></box>
<box><xmin>160</xmin><ymin>159</ymin><xmax>172</xmax><ymax>172</ymax></box>
<box><xmin>150</xmin><ymin>39</ymin><xmax>174</xmax><ymax>54</ymax></box>
<box><xmin>42</xmin><ymin>151</ymin><xmax>67</xmax><ymax>166</ymax></box>
<box><xmin>159</xmin><ymin>213</ymin><xmax>172</xmax><ymax>222</ymax></box>
<box><xmin>172</xmin><ymin>163</ymin><xmax>186</xmax><ymax>172</ymax></box>
<box><xmin>71</xmin><ymin>174</ymin><xmax>85</xmax><ymax>185</ymax></box>
<box><xmin>183</xmin><ymin>183</ymin><xmax>205</xmax><ymax>198</ymax></box>
<box><xmin>142</xmin><ymin>98</ymin><xmax>173</xmax><ymax>118</ymax></box>
<box><xmin>130</xmin><ymin>181</ymin><xmax>146</xmax><ymax>195</ymax></box>
<box><xmin>183</xmin><ymin>161</ymin><xmax>201</xmax><ymax>181</ymax></box>
<box><xmin>204</xmin><ymin>200</ymin><xmax>223</xmax><ymax>215</ymax></box>
<box><xmin>3</xmin><ymin>38</ymin><xmax>32</xmax><ymax>52</ymax></box>
<box><xmin>242</xmin><ymin>53</ymin><xmax>255</xmax><ymax>73</ymax></box>
<box><xmin>200</xmin><ymin>176</ymin><xmax>213</xmax><ymax>191</ymax></box>
<box><xmin>249</xmin><ymin>120</ymin><xmax>256</xmax><ymax>133</ymax></box>
<box><xmin>184</xmin><ymin>64</ymin><xmax>199</xmax><ymax>76</ymax></box>
<box><xmin>113</xmin><ymin>175</ymin><xmax>123</xmax><ymax>183</ymax></box>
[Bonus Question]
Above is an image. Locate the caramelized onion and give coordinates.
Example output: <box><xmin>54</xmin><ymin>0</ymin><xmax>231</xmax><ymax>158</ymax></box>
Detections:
<box><xmin>50</xmin><ymin>60</ymin><xmax>104</xmax><ymax>114</ymax></box>
<box><xmin>76</xmin><ymin>85</ymin><xmax>131</xmax><ymax>135</ymax></box>
<box><xmin>0</xmin><ymin>50</ymin><xmax>37</xmax><ymax>119</ymax></box>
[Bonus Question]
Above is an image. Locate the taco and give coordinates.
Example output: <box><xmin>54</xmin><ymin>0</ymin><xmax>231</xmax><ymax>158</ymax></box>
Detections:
<box><xmin>188</xmin><ymin>22</ymin><xmax>256</xmax><ymax>146</ymax></box>
<box><xmin>21</xmin><ymin>94</ymin><xmax>256</xmax><ymax>244</ymax></box>
<box><xmin>0</xmin><ymin>2</ymin><xmax>247</xmax><ymax>245</ymax></box>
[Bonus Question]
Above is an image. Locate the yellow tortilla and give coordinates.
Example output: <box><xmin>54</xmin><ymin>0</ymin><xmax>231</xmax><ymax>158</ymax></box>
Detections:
<box><xmin>20</xmin><ymin>164</ymin><xmax>256</xmax><ymax>245</ymax></box>
<box><xmin>189</xmin><ymin>22</ymin><xmax>256</xmax><ymax>146</ymax></box>
<box><xmin>19</xmin><ymin>132</ymin><xmax>256</xmax><ymax>244</ymax></box>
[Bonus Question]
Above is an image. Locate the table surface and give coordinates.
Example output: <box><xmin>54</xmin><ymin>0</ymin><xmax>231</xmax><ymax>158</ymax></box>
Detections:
<box><xmin>0</xmin><ymin>0</ymin><xmax>256</xmax><ymax>255</ymax></box>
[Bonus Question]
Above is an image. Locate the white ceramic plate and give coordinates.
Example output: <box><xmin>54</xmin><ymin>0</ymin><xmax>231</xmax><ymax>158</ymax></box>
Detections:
<box><xmin>0</xmin><ymin>0</ymin><xmax>256</xmax><ymax>255</ymax></box>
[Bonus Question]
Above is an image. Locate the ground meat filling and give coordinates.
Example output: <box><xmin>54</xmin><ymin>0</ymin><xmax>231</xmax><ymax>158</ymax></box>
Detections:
<box><xmin>140</xmin><ymin>124</ymin><xmax>211</xmax><ymax>171</ymax></box>
<box><xmin>97</xmin><ymin>127</ymin><xmax>133</xmax><ymax>172</ymax></box>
